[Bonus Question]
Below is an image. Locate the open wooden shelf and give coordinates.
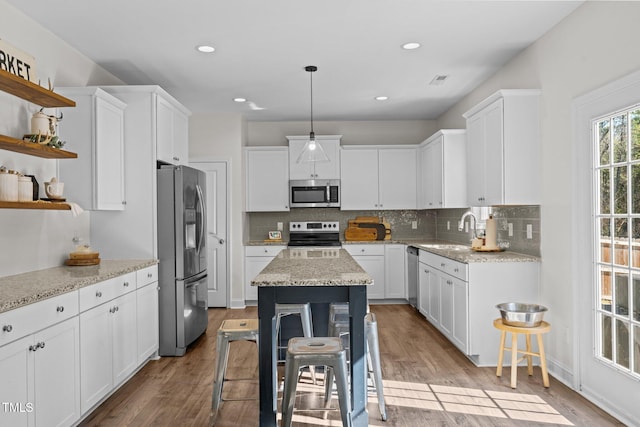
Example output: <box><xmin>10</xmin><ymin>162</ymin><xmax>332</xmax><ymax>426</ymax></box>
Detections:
<box><xmin>0</xmin><ymin>69</ymin><xmax>76</xmax><ymax>108</ymax></box>
<box><xmin>0</xmin><ymin>201</ymin><xmax>71</xmax><ymax>210</ymax></box>
<box><xmin>0</xmin><ymin>134</ymin><xmax>77</xmax><ymax>159</ymax></box>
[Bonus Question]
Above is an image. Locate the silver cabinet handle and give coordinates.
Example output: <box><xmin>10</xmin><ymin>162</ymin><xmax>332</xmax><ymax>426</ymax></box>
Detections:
<box><xmin>56</xmin><ymin>306</ymin><xmax>64</xmax><ymax>313</ymax></box>
<box><xmin>440</xmin><ymin>263</ymin><xmax>446</xmax><ymax>267</ymax></box>
<box><xmin>122</xmin><ymin>200</ymin><xmax>127</xmax><ymax>205</ymax></box>
<box><xmin>96</xmin><ymin>291</ymin><xmax>102</xmax><ymax>298</ymax></box>
<box><xmin>147</xmin><ymin>273</ymin><xmax>153</xmax><ymax>278</ymax></box>
<box><xmin>123</xmin><ymin>281</ymin><xmax>129</xmax><ymax>287</ymax></box>
<box><xmin>39</xmin><ymin>341</ymin><xmax>45</xmax><ymax>349</ymax></box>
<box><xmin>454</xmin><ymin>267</ymin><xmax>459</xmax><ymax>272</ymax></box>
<box><xmin>173</xmin><ymin>156</ymin><xmax>180</xmax><ymax>161</ymax></box>
<box><xmin>2</xmin><ymin>325</ymin><xmax>12</xmax><ymax>333</ymax></box>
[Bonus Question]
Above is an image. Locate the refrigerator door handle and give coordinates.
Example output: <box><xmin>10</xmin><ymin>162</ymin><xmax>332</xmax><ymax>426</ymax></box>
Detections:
<box><xmin>195</xmin><ymin>183</ymin><xmax>206</xmax><ymax>255</ymax></box>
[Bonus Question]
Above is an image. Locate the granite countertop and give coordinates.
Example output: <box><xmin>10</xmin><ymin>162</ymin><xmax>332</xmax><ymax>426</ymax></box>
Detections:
<box><xmin>0</xmin><ymin>259</ymin><xmax>158</xmax><ymax>314</ymax></box>
<box><xmin>251</xmin><ymin>248</ymin><xmax>372</xmax><ymax>287</ymax></box>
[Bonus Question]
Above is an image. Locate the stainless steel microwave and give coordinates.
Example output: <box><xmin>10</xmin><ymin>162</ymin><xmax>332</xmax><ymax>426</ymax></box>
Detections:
<box><xmin>289</xmin><ymin>179</ymin><xmax>340</xmax><ymax>208</ymax></box>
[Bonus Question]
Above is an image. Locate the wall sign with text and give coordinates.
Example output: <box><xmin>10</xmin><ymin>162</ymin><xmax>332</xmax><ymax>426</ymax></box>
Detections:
<box><xmin>0</xmin><ymin>39</ymin><xmax>38</xmax><ymax>83</ymax></box>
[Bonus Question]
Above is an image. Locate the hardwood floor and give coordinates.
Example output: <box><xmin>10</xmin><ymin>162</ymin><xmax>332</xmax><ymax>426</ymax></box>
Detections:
<box><xmin>79</xmin><ymin>305</ymin><xmax>624</xmax><ymax>427</ymax></box>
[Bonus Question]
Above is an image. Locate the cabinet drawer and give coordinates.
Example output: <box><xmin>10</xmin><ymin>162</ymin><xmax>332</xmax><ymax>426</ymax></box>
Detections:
<box><xmin>419</xmin><ymin>250</ymin><xmax>467</xmax><ymax>281</ymax></box>
<box><xmin>0</xmin><ymin>291</ymin><xmax>79</xmax><ymax>346</ymax></box>
<box><xmin>245</xmin><ymin>246</ymin><xmax>285</xmax><ymax>257</ymax></box>
<box><xmin>344</xmin><ymin>244</ymin><xmax>385</xmax><ymax>256</ymax></box>
<box><xmin>79</xmin><ymin>272</ymin><xmax>136</xmax><ymax>312</ymax></box>
<box><xmin>136</xmin><ymin>265</ymin><xmax>158</xmax><ymax>288</ymax></box>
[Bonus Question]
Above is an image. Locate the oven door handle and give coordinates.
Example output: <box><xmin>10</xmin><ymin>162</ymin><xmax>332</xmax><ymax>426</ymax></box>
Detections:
<box><xmin>326</xmin><ymin>183</ymin><xmax>330</xmax><ymax>203</ymax></box>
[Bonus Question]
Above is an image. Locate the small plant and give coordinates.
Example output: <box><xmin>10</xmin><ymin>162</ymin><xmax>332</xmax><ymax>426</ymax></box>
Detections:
<box><xmin>27</xmin><ymin>132</ymin><xmax>66</xmax><ymax>149</ymax></box>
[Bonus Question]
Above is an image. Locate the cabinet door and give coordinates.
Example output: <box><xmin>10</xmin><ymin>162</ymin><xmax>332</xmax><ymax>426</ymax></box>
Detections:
<box><xmin>245</xmin><ymin>256</ymin><xmax>274</xmax><ymax>301</ymax></box>
<box><xmin>79</xmin><ymin>304</ymin><xmax>112</xmax><ymax>413</ymax></box>
<box><xmin>340</xmin><ymin>149</ymin><xmax>379</xmax><ymax>210</ymax></box>
<box><xmin>33</xmin><ymin>317</ymin><xmax>80</xmax><ymax>427</ymax></box>
<box><xmin>156</xmin><ymin>95</ymin><xmax>174</xmax><ymax>164</ymax></box>
<box><xmin>451</xmin><ymin>278</ymin><xmax>468</xmax><ymax>353</ymax></box>
<box><xmin>466</xmin><ymin>113</ymin><xmax>486</xmax><ymax>206</ymax></box>
<box><xmin>288</xmin><ymin>140</ymin><xmax>314</xmax><ymax>179</ymax></box>
<box><xmin>94</xmin><ymin>96</ymin><xmax>126</xmax><ymax>210</ymax></box>
<box><xmin>311</xmin><ymin>140</ymin><xmax>340</xmax><ymax>179</ymax></box>
<box><xmin>245</xmin><ymin>148</ymin><xmax>290</xmax><ymax>212</ymax></box>
<box><xmin>417</xmin><ymin>145</ymin><xmax>429</xmax><ymax>209</ymax></box>
<box><xmin>112</xmin><ymin>291</ymin><xmax>138</xmax><ymax>386</ymax></box>
<box><xmin>483</xmin><ymin>99</ymin><xmax>505</xmax><ymax>206</ymax></box>
<box><xmin>439</xmin><ymin>273</ymin><xmax>453</xmax><ymax>336</ymax></box>
<box><xmin>425</xmin><ymin>140</ymin><xmax>443</xmax><ymax>208</ymax></box>
<box><xmin>351</xmin><ymin>255</ymin><xmax>385</xmax><ymax>299</ymax></box>
<box><xmin>137</xmin><ymin>282</ymin><xmax>159</xmax><ymax>364</ymax></box>
<box><xmin>173</xmin><ymin>108</ymin><xmax>189</xmax><ymax>165</ymax></box>
<box><xmin>418</xmin><ymin>262</ymin><xmax>431</xmax><ymax>318</ymax></box>
<box><xmin>384</xmin><ymin>245</ymin><xmax>406</xmax><ymax>299</ymax></box>
<box><xmin>427</xmin><ymin>268</ymin><xmax>440</xmax><ymax>325</ymax></box>
<box><xmin>0</xmin><ymin>335</ymin><xmax>33</xmax><ymax>427</ymax></box>
<box><xmin>378</xmin><ymin>148</ymin><xmax>417</xmax><ymax>209</ymax></box>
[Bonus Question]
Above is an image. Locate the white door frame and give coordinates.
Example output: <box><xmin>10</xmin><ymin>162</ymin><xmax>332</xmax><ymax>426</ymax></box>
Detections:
<box><xmin>190</xmin><ymin>158</ymin><xmax>230</xmax><ymax>308</ymax></box>
<box><xmin>573</xmin><ymin>68</ymin><xmax>640</xmax><ymax>426</ymax></box>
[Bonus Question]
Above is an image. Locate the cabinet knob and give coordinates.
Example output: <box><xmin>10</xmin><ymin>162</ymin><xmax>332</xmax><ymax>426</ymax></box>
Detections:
<box><xmin>122</xmin><ymin>200</ymin><xmax>127</xmax><ymax>205</ymax></box>
<box><xmin>56</xmin><ymin>306</ymin><xmax>64</xmax><ymax>313</ymax></box>
<box><xmin>96</xmin><ymin>291</ymin><xmax>103</xmax><ymax>298</ymax></box>
<box><xmin>447</xmin><ymin>280</ymin><xmax>453</xmax><ymax>285</ymax></box>
<box><xmin>440</xmin><ymin>263</ymin><xmax>446</xmax><ymax>268</ymax></box>
<box><xmin>123</xmin><ymin>281</ymin><xmax>129</xmax><ymax>287</ymax></box>
<box><xmin>454</xmin><ymin>267</ymin><xmax>459</xmax><ymax>272</ymax></box>
<box><xmin>147</xmin><ymin>273</ymin><xmax>153</xmax><ymax>278</ymax></box>
<box><xmin>2</xmin><ymin>325</ymin><xmax>12</xmax><ymax>333</ymax></box>
<box><xmin>39</xmin><ymin>341</ymin><xmax>45</xmax><ymax>349</ymax></box>
<box><xmin>29</xmin><ymin>344</ymin><xmax>38</xmax><ymax>352</ymax></box>
<box><xmin>173</xmin><ymin>156</ymin><xmax>180</xmax><ymax>161</ymax></box>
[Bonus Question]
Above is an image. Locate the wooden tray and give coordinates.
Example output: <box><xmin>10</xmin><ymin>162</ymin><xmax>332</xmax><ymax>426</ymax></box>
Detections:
<box><xmin>471</xmin><ymin>247</ymin><xmax>504</xmax><ymax>252</ymax></box>
<box><xmin>65</xmin><ymin>258</ymin><xmax>100</xmax><ymax>266</ymax></box>
<box><xmin>69</xmin><ymin>252</ymin><xmax>100</xmax><ymax>260</ymax></box>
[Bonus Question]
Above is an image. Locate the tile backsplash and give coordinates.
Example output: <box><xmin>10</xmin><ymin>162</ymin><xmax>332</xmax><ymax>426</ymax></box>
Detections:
<box><xmin>247</xmin><ymin>205</ymin><xmax>540</xmax><ymax>257</ymax></box>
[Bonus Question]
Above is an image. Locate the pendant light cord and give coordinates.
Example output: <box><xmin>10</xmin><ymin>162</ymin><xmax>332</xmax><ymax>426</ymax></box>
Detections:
<box><xmin>310</xmin><ymin>69</ymin><xmax>314</xmax><ymax>134</ymax></box>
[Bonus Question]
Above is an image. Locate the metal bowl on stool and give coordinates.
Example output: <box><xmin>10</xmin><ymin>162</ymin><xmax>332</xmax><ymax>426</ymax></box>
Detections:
<box><xmin>496</xmin><ymin>302</ymin><xmax>548</xmax><ymax>327</ymax></box>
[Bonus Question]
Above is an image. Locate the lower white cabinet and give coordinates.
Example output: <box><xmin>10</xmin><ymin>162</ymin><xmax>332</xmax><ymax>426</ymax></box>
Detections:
<box><xmin>245</xmin><ymin>246</ymin><xmax>286</xmax><ymax>301</ymax></box>
<box><xmin>79</xmin><ymin>286</ymin><xmax>137</xmax><ymax>413</ymax></box>
<box><xmin>418</xmin><ymin>249</ymin><xmax>539</xmax><ymax>366</ymax></box>
<box><xmin>383</xmin><ymin>244</ymin><xmax>406</xmax><ymax>299</ymax></box>
<box><xmin>136</xmin><ymin>281</ymin><xmax>159</xmax><ymax>365</ymax></box>
<box><xmin>344</xmin><ymin>245</ymin><xmax>385</xmax><ymax>299</ymax></box>
<box><xmin>0</xmin><ymin>295</ymin><xmax>80</xmax><ymax>427</ymax></box>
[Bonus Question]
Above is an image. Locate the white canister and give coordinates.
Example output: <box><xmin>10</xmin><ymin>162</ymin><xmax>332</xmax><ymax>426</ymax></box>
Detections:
<box><xmin>18</xmin><ymin>176</ymin><xmax>33</xmax><ymax>201</ymax></box>
<box><xmin>0</xmin><ymin>169</ymin><xmax>19</xmax><ymax>201</ymax></box>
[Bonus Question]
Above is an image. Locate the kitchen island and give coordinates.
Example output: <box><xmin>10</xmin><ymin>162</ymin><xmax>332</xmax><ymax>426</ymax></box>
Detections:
<box><xmin>252</xmin><ymin>247</ymin><xmax>372</xmax><ymax>427</ymax></box>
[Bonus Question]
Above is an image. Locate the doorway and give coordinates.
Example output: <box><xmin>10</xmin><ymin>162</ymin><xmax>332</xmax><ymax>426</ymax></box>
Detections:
<box><xmin>191</xmin><ymin>161</ymin><xmax>229</xmax><ymax>307</ymax></box>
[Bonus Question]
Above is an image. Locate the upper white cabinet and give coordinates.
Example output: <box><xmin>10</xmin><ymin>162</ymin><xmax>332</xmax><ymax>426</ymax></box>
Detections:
<box><xmin>58</xmin><ymin>87</ymin><xmax>126</xmax><ymax>210</ymax></box>
<box><xmin>287</xmin><ymin>135</ymin><xmax>341</xmax><ymax>180</ymax></box>
<box><xmin>156</xmin><ymin>95</ymin><xmax>190</xmax><ymax>165</ymax></box>
<box><xmin>463</xmin><ymin>89</ymin><xmax>540</xmax><ymax>206</ymax></box>
<box><xmin>340</xmin><ymin>146</ymin><xmax>417</xmax><ymax>210</ymax></box>
<box><xmin>245</xmin><ymin>147</ymin><xmax>290</xmax><ymax>212</ymax></box>
<box><xmin>418</xmin><ymin>130</ymin><xmax>467</xmax><ymax>209</ymax></box>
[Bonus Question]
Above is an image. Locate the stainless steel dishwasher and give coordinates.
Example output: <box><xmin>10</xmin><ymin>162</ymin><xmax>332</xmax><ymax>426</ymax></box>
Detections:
<box><xmin>406</xmin><ymin>246</ymin><xmax>419</xmax><ymax>309</ymax></box>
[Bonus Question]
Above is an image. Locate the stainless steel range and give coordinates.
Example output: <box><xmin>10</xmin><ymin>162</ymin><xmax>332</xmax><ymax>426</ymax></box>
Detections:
<box><xmin>288</xmin><ymin>221</ymin><xmax>341</xmax><ymax>247</ymax></box>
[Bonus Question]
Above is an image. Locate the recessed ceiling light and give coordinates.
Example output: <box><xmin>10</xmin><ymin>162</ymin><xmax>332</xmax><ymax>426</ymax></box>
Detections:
<box><xmin>375</xmin><ymin>96</ymin><xmax>389</xmax><ymax>101</ymax></box>
<box><xmin>402</xmin><ymin>42</ymin><xmax>421</xmax><ymax>50</ymax></box>
<box><xmin>196</xmin><ymin>45</ymin><xmax>215</xmax><ymax>53</ymax></box>
<box><xmin>233</xmin><ymin>97</ymin><xmax>247</xmax><ymax>103</ymax></box>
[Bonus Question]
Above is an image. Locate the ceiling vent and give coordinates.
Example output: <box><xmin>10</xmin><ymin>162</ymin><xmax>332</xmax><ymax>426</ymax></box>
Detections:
<box><xmin>430</xmin><ymin>75</ymin><xmax>449</xmax><ymax>85</ymax></box>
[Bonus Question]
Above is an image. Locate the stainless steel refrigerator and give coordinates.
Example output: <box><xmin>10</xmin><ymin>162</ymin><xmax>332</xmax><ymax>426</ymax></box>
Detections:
<box><xmin>157</xmin><ymin>164</ymin><xmax>208</xmax><ymax>356</ymax></box>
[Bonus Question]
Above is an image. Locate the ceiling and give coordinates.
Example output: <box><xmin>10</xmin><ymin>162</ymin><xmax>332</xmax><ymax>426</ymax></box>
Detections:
<box><xmin>6</xmin><ymin>0</ymin><xmax>582</xmax><ymax>122</ymax></box>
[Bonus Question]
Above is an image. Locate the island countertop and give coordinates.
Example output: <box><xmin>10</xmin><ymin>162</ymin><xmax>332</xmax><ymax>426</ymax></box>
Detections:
<box><xmin>251</xmin><ymin>248</ymin><xmax>372</xmax><ymax>287</ymax></box>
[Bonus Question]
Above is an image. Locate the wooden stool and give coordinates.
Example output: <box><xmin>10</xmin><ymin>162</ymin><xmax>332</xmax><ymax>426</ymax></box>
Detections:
<box><xmin>493</xmin><ymin>318</ymin><xmax>551</xmax><ymax>388</ymax></box>
<box><xmin>211</xmin><ymin>319</ymin><xmax>259</xmax><ymax>423</ymax></box>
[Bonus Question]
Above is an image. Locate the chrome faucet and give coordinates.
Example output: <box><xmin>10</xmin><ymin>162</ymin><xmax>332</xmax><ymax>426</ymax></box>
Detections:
<box><xmin>458</xmin><ymin>210</ymin><xmax>478</xmax><ymax>238</ymax></box>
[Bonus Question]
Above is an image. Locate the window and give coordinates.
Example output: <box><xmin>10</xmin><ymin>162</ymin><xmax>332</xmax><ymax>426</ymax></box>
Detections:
<box><xmin>594</xmin><ymin>105</ymin><xmax>640</xmax><ymax>377</ymax></box>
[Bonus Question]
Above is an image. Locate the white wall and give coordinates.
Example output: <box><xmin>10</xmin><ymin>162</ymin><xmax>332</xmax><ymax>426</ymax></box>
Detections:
<box><xmin>189</xmin><ymin>112</ymin><xmax>246</xmax><ymax>307</ymax></box>
<box><xmin>438</xmin><ymin>1</ymin><xmax>640</xmax><ymax>384</ymax></box>
<box><xmin>0</xmin><ymin>1</ymin><xmax>123</xmax><ymax>276</ymax></box>
<box><xmin>247</xmin><ymin>120</ymin><xmax>437</xmax><ymax>146</ymax></box>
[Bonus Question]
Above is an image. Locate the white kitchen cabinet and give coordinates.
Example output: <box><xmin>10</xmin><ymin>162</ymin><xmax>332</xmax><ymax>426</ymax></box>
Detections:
<box><xmin>156</xmin><ymin>94</ymin><xmax>190</xmax><ymax>165</ymax></box>
<box><xmin>340</xmin><ymin>146</ymin><xmax>417</xmax><ymax>210</ymax></box>
<box><xmin>0</xmin><ymin>292</ymin><xmax>80</xmax><ymax>427</ymax></box>
<box><xmin>463</xmin><ymin>89</ymin><xmax>540</xmax><ymax>206</ymax></box>
<box><xmin>136</xmin><ymin>265</ymin><xmax>159</xmax><ymax>364</ymax></box>
<box><xmin>288</xmin><ymin>135</ymin><xmax>341</xmax><ymax>180</ymax></box>
<box><xmin>344</xmin><ymin>245</ymin><xmax>385</xmax><ymax>299</ymax></box>
<box><xmin>384</xmin><ymin>244</ymin><xmax>406</xmax><ymax>299</ymax></box>
<box><xmin>418</xmin><ymin>261</ymin><xmax>435</xmax><ymax>320</ymax></box>
<box><xmin>58</xmin><ymin>87</ymin><xmax>126</xmax><ymax>210</ymax></box>
<box><xmin>79</xmin><ymin>273</ymin><xmax>138</xmax><ymax>414</ymax></box>
<box><xmin>418</xmin><ymin>249</ymin><xmax>539</xmax><ymax>366</ymax></box>
<box><xmin>245</xmin><ymin>147</ymin><xmax>290</xmax><ymax>212</ymax></box>
<box><xmin>418</xmin><ymin>130</ymin><xmax>467</xmax><ymax>209</ymax></box>
<box><xmin>245</xmin><ymin>245</ymin><xmax>286</xmax><ymax>301</ymax></box>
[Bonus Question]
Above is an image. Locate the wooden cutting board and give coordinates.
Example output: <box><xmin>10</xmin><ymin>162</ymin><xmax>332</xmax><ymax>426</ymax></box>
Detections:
<box><xmin>69</xmin><ymin>251</ymin><xmax>100</xmax><ymax>260</ymax></box>
<box><xmin>65</xmin><ymin>258</ymin><xmax>101</xmax><ymax>266</ymax></box>
<box><xmin>354</xmin><ymin>216</ymin><xmax>380</xmax><ymax>223</ymax></box>
<box><xmin>345</xmin><ymin>227</ymin><xmax>377</xmax><ymax>241</ymax></box>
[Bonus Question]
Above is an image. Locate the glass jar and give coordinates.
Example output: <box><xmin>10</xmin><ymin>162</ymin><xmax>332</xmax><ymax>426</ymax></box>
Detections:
<box><xmin>18</xmin><ymin>176</ymin><xmax>33</xmax><ymax>201</ymax></box>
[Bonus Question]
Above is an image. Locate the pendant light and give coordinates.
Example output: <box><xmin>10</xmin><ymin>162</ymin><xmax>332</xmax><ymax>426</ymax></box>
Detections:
<box><xmin>297</xmin><ymin>65</ymin><xmax>329</xmax><ymax>163</ymax></box>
